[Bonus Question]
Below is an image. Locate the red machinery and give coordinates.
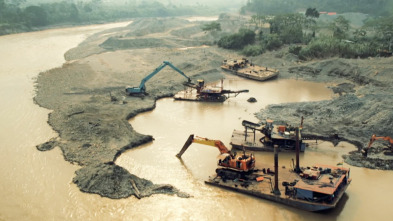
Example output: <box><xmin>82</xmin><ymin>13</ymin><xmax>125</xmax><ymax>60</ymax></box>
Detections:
<box><xmin>362</xmin><ymin>134</ymin><xmax>393</xmax><ymax>157</ymax></box>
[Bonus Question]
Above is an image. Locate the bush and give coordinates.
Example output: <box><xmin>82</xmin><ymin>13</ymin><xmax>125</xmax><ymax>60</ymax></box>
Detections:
<box><xmin>288</xmin><ymin>45</ymin><xmax>302</xmax><ymax>55</ymax></box>
<box><xmin>242</xmin><ymin>44</ymin><xmax>265</xmax><ymax>56</ymax></box>
<box><xmin>298</xmin><ymin>37</ymin><xmax>381</xmax><ymax>60</ymax></box>
<box><xmin>217</xmin><ymin>29</ymin><xmax>255</xmax><ymax>49</ymax></box>
<box><xmin>298</xmin><ymin>37</ymin><xmax>340</xmax><ymax>59</ymax></box>
<box><xmin>265</xmin><ymin>34</ymin><xmax>283</xmax><ymax>50</ymax></box>
<box><xmin>23</xmin><ymin>6</ymin><xmax>48</xmax><ymax>27</ymax></box>
<box><xmin>279</xmin><ymin>24</ymin><xmax>303</xmax><ymax>44</ymax></box>
<box><xmin>218</xmin><ymin>34</ymin><xmax>243</xmax><ymax>49</ymax></box>
<box><xmin>201</xmin><ymin>21</ymin><xmax>221</xmax><ymax>32</ymax></box>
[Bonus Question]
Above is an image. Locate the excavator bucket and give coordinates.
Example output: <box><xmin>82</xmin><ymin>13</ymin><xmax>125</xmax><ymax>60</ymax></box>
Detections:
<box><xmin>176</xmin><ymin>134</ymin><xmax>194</xmax><ymax>158</ymax></box>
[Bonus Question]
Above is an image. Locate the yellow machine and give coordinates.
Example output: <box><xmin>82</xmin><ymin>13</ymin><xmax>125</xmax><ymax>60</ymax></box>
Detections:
<box><xmin>176</xmin><ymin>134</ymin><xmax>256</xmax><ymax>180</ymax></box>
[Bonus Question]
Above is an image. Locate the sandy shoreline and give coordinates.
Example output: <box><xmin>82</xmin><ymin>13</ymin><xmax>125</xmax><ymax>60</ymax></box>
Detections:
<box><xmin>34</xmin><ymin>16</ymin><xmax>393</xmax><ymax>199</ymax></box>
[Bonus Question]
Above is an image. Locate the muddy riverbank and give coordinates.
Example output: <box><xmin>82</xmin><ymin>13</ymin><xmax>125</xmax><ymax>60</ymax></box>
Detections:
<box><xmin>255</xmin><ymin>56</ymin><xmax>393</xmax><ymax>170</ymax></box>
<box><xmin>34</xmin><ymin>15</ymin><xmax>393</xmax><ymax>199</ymax></box>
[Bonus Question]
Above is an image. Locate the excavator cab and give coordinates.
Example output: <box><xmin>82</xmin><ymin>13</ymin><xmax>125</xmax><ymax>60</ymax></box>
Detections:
<box><xmin>177</xmin><ymin>134</ymin><xmax>256</xmax><ymax>175</ymax></box>
<box><xmin>362</xmin><ymin>134</ymin><xmax>393</xmax><ymax>157</ymax></box>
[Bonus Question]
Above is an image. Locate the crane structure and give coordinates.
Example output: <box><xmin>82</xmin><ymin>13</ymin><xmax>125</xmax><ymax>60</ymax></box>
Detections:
<box><xmin>230</xmin><ymin>118</ymin><xmax>306</xmax><ymax>152</ymax></box>
<box><xmin>126</xmin><ymin>61</ymin><xmax>191</xmax><ymax>96</ymax></box>
<box><xmin>177</xmin><ymin>134</ymin><xmax>256</xmax><ymax>180</ymax></box>
<box><xmin>362</xmin><ymin>134</ymin><xmax>393</xmax><ymax>157</ymax></box>
<box><xmin>174</xmin><ymin>79</ymin><xmax>249</xmax><ymax>102</ymax></box>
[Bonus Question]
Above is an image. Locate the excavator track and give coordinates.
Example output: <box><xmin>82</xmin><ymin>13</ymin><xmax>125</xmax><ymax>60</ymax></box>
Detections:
<box><xmin>216</xmin><ymin>168</ymin><xmax>243</xmax><ymax>181</ymax></box>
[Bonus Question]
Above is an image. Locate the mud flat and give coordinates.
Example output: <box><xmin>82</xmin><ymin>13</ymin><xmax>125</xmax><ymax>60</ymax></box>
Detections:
<box><xmin>35</xmin><ymin>15</ymin><xmax>393</xmax><ymax>199</ymax></box>
<box><xmin>255</xmin><ymin>57</ymin><xmax>393</xmax><ymax>170</ymax></box>
<box><xmin>34</xmin><ymin>17</ymin><xmax>234</xmax><ymax>199</ymax></box>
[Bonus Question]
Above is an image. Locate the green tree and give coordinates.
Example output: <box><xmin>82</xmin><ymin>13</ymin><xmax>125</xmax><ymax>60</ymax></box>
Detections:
<box><xmin>269</xmin><ymin>13</ymin><xmax>305</xmax><ymax>44</ymax></box>
<box><xmin>249</xmin><ymin>14</ymin><xmax>268</xmax><ymax>29</ymax></box>
<box><xmin>250</xmin><ymin>15</ymin><xmax>258</xmax><ymax>28</ymax></box>
<box><xmin>43</xmin><ymin>2</ymin><xmax>80</xmax><ymax>24</ymax></box>
<box><xmin>305</xmin><ymin>8</ymin><xmax>319</xmax><ymax>19</ymax></box>
<box><xmin>264</xmin><ymin>34</ymin><xmax>283</xmax><ymax>50</ymax></box>
<box><xmin>330</xmin><ymin>16</ymin><xmax>350</xmax><ymax>40</ymax></box>
<box><xmin>23</xmin><ymin>6</ymin><xmax>48</xmax><ymax>27</ymax></box>
<box><xmin>0</xmin><ymin>0</ymin><xmax>23</xmax><ymax>23</ymax></box>
<box><xmin>242</xmin><ymin>44</ymin><xmax>265</xmax><ymax>56</ymax></box>
<box><xmin>217</xmin><ymin>29</ymin><xmax>255</xmax><ymax>49</ymax></box>
<box><xmin>0</xmin><ymin>0</ymin><xmax>6</xmax><ymax>20</ymax></box>
<box><xmin>352</xmin><ymin>28</ymin><xmax>367</xmax><ymax>42</ymax></box>
<box><xmin>305</xmin><ymin>7</ymin><xmax>319</xmax><ymax>37</ymax></box>
<box><xmin>201</xmin><ymin>21</ymin><xmax>221</xmax><ymax>32</ymax></box>
<box><xmin>365</xmin><ymin>16</ymin><xmax>393</xmax><ymax>51</ymax></box>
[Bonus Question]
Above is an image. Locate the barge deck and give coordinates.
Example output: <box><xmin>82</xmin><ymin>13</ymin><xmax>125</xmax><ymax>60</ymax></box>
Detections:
<box><xmin>205</xmin><ymin>163</ymin><xmax>351</xmax><ymax>212</ymax></box>
<box><xmin>230</xmin><ymin>119</ymin><xmax>306</xmax><ymax>152</ymax></box>
<box><xmin>221</xmin><ymin>58</ymin><xmax>279</xmax><ymax>81</ymax></box>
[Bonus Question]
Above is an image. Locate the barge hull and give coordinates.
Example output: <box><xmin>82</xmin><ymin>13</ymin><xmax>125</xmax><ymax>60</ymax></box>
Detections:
<box><xmin>220</xmin><ymin>58</ymin><xmax>279</xmax><ymax>81</ymax></box>
<box><xmin>230</xmin><ymin>129</ymin><xmax>305</xmax><ymax>152</ymax></box>
<box><xmin>205</xmin><ymin>177</ymin><xmax>349</xmax><ymax>212</ymax></box>
<box><xmin>221</xmin><ymin>68</ymin><xmax>279</xmax><ymax>81</ymax></box>
<box><xmin>204</xmin><ymin>163</ymin><xmax>351</xmax><ymax>212</ymax></box>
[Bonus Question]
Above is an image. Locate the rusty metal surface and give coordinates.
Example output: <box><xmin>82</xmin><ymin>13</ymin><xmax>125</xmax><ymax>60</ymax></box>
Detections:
<box><xmin>205</xmin><ymin>163</ymin><xmax>350</xmax><ymax>211</ymax></box>
<box><xmin>294</xmin><ymin>164</ymin><xmax>349</xmax><ymax>195</ymax></box>
<box><xmin>221</xmin><ymin>58</ymin><xmax>279</xmax><ymax>81</ymax></box>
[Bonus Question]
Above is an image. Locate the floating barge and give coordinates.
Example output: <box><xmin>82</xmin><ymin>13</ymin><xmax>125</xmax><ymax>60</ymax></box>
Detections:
<box><xmin>205</xmin><ymin>163</ymin><xmax>351</xmax><ymax>211</ymax></box>
<box><xmin>174</xmin><ymin>79</ymin><xmax>248</xmax><ymax>102</ymax></box>
<box><xmin>230</xmin><ymin>119</ymin><xmax>306</xmax><ymax>152</ymax></box>
<box><xmin>221</xmin><ymin>58</ymin><xmax>279</xmax><ymax>81</ymax></box>
<box><xmin>177</xmin><ymin>132</ymin><xmax>351</xmax><ymax>212</ymax></box>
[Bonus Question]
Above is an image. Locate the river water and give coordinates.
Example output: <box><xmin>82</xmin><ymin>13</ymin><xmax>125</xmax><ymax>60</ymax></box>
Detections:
<box><xmin>1</xmin><ymin>21</ymin><xmax>393</xmax><ymax>221</ymax></box>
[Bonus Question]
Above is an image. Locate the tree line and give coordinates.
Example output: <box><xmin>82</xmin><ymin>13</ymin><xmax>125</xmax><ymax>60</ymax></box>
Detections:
<box><xmin>0</xmin><ymin>0</ymin><xmax>211</xmax><ymax>35</ymax></box>
<box><xmin>241</xmin><ymin>0</ymin><xmax>393</xmax><ymax>16</ymax></box>
<box><xmin>215</xmin><ymin>8</ymin><xmax>393</xmax><ymax>59</ymax></box>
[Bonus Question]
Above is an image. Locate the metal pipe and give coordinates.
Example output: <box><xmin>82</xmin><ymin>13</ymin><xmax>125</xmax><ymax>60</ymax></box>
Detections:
<box><xmin>244</xmin><ymin>126</ymin><xmax>247</xmax><ymax>141</ymax></box>
<box><xmin>295</xmin><ymin>127</ymin><xmax>301</xmax><ymax>173</ymax></box>
<box><xmin>273</xmin><ymin>145</ymin><xmax>281</xmax><ymax>195</ymax></box>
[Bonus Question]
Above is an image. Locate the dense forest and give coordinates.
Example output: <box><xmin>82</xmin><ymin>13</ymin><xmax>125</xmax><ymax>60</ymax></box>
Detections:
<box><xmin>0</xmin><ymin>0</ymin><xmax>235</xmax><ymax>35</ymax></box>
<box><xmin>1</xmin><ymin>0</ymin><xmax>392</xmax><ymax>60</ymax></box>
<box><xmin>216</xmin><ymin>1</ymin><xmax>393</xmax><ymax>59</ymax></box>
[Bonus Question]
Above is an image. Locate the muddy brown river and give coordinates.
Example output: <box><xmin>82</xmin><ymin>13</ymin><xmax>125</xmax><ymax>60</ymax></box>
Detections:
<box><xmin>1</xmin><ymin>21</ymin><xmax>392</xmax><ymax>221</ymax></box>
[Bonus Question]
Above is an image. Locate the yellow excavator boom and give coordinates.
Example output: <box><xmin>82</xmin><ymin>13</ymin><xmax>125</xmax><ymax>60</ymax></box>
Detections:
<box><xmin>176</xmin><ymin>134</ymin><xmax>256</xmax><ymax>173</ymax></box>
<box><xmin>176</xmin><ymin>134</ymin><xmax>230</xmax><ymax>158</ymax></box>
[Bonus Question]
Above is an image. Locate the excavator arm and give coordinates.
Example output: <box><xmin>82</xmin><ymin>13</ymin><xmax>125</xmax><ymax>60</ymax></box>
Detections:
<box><xmin>126</xmin><ymin>61</ymin><xmax>191</xmax><ymax>95</ymax></box>
<box><xmin>363</xmin><ymin>134</ymin><xmax>393</xmax><ymax>157</ymax></box>
<box><xmin>367</xmin><ymin>134</ymin><xmax>393</xmax><ymax>149</ymax></box>
<box><xmin>137</xmin><ymin>62</ymin><xmax>168</xmax><ymax>91</ymax></box>
<box><xmin>176</xmin><ymin>134</ymin><xmax>230</xmax><ymax>158</ymax></box>
<box><xmin>165</xmin><ymin>61</ymin><xmax>191</xmax><ymax>83</ymax></box>
<box><xmin>176</xmin><ymin>134</ymin><xmax>256</xmax><ymax>173</ymax></box>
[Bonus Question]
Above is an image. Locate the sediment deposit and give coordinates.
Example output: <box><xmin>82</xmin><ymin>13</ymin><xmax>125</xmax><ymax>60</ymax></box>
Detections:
<box><xmin>35</xmin><ymin>15</ymin><xmax>393</xmax><ymax>199</ymax></box>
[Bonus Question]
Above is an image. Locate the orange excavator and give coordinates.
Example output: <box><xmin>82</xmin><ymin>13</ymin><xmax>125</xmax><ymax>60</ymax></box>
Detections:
<box><xmin>176</xmin><ymin>134</ymin><xmax>256</xmax><ymax>180</ymax></box>
<box><xmin>362</xmin><ymin>134</ymin><xmax>393</xmax><ymax>157</ymax></box>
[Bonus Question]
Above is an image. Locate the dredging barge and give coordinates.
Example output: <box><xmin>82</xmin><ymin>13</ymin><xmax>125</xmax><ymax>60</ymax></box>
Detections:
<box><xmin>174</xmin><ymin>79</ymin><xmax>248</xmax><ymax>102</ymax></box>
<box><xmin>177</xmin><ymin>133</ymin><xmax>351</xmax><ymax>212</ymax></box>
<box><xmin>221</xmin><ymin>58</ymin><xmax>279</xmax><ymax>81</ymax></box>
<box><xmin>205</xmin><ymin>163</ymin><xmax>351</xmax><ymax>212</ymax></box>
<box><xmin>230</xmin><ymin>119</ymin><xmax>306</xmax><ymax>152</ymax></box>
